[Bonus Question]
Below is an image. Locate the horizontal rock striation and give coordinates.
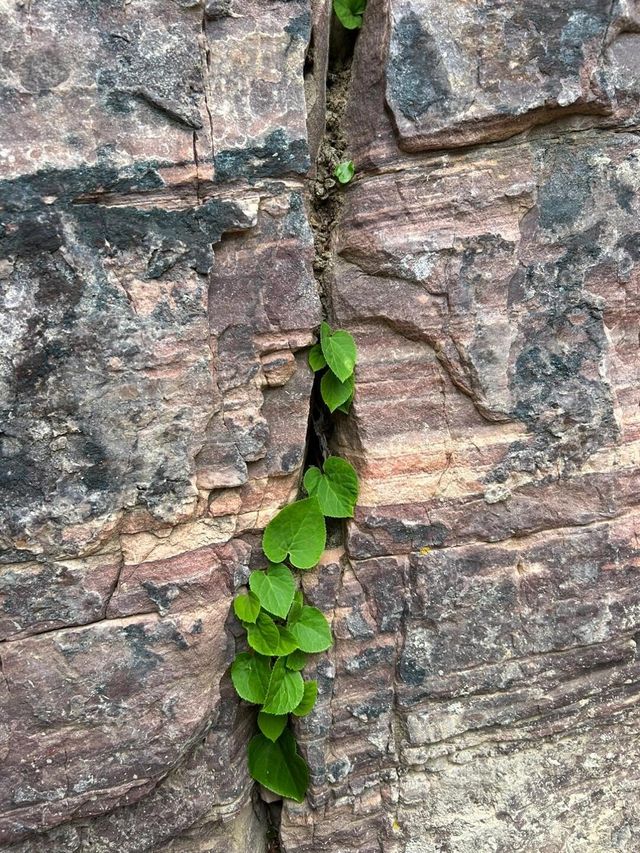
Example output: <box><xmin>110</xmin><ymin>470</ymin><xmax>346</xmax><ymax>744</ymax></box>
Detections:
<box><xmin>1</xmin><ymin>0</ymin><xmax>322</xmax><ymax>849</ymax></box>
<box><xmin>2</xmin><ymin>0</ymin><xmax>640</xmax><ymax>850</ymax></box>
<box><xmin>282</xmin><ymin>0</ymin><xmax>640</xmax><ymax>851</ymax></box>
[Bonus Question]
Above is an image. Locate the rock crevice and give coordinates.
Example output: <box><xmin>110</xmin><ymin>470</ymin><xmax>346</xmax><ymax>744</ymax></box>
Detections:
<box><xmin>1</xmin><ymin>0</ymin><xmax>640</xmax><ymax>851</ymax></box>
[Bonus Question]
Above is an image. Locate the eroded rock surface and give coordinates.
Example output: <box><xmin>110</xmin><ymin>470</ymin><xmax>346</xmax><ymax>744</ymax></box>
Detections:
<box><xmin>282</xmin><ymin>1</ymin><xmax>640</xmax><ymax>851</ymax></box>
<box><xmin>1</xmin><ymin>0</ymin><xmax>320</xmax><ymax>848</ymax></box>
<box><xmin>2</xmin><ymin>0</ymin><xmax>640</xmax><ymax>850</ymax></box>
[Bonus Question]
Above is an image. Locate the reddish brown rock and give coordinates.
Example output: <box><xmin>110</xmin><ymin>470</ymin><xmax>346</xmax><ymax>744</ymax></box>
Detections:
<box><xmin>3</xmin><ymin>0</ymin><xmax>640</xmax><ymax>850</ymax></box>
<box><xmin>283</xmin><ymin>1</ymin><xmax>640</xmax><ymax>850</ymax></box>
<box><xmin>0</xmin><ymin>0</ymin><xmax>322</xmax><ymax>848</ymax></box>
<box><xmin>346</xmin><ymin>0</ymin><xmax>640</xmax><ymax>168</ymax></box>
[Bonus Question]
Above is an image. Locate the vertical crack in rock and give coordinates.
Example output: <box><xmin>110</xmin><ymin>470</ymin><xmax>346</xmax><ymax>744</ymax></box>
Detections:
<box><xmin>302</xmin><ymin>4</ymin><xmax>358</xmax><ymax>471</ymax></box>
<box><xmin>271</xmin><ymin>11</ymin><xmax>361</xmax><ymax>853</ymax></box>
<box><xmin>308</xmin><ymin>54</ymin><xmax>353</xmax><ymax>319</ymax></box>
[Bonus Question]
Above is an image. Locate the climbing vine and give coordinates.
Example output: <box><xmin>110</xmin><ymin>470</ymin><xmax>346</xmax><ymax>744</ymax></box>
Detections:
<box><xmin>333</xmin><ymin>0</ymin><xmax>367</xmax><ymax>30</ymax></box>
<box><xmin>229</xmin><ymin>322</ymin><xmax>358</xmax><ymax>802</ymax></box>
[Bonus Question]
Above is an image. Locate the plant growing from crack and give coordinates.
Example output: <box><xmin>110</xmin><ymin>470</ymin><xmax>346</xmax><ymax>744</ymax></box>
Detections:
<box><xmin>333</xmin><ymin>0</ymin><xmax>367</xmax><ymax>30</ymax></box>
<box><xmin>334</xmin><ymin>160</ymin><xmax>356</xmax><ymax>184</ymax></box>
<box><xmin>230</xmin><ymin>322</ymin><xmax>359</xmax><ymax>802</ymax></box>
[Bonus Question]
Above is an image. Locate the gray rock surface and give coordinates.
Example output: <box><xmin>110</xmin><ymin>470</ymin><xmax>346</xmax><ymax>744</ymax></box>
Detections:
<box><xmin>1</xmin><ymin>0</ymin><xmax>640</xmax><ymax>850</ymax></box>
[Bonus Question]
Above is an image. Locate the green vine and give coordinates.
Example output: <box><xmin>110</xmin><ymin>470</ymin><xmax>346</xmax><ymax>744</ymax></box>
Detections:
<box><xmin>333</xmin><ymin>0</ymin><xmax>367</xmax><ymax>30</ymax></box>
<box><xmin>229</xmin><ymin>322</ymin><xmax>358</xmax><ymax>802</ymax></box>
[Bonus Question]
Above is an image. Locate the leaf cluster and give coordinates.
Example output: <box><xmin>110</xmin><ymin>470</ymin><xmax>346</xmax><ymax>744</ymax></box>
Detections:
<box><xmin>231</xmin><ymin>567</ymin><xmax>331</xmax><ymax>801</ymax></box>
<box><xmin>309</xmin><ymin>322</ymin><xmax>357</xmax><ymax>414</ymax></box>
<box><xmin>228</xmin><ymin>323</ymin><xmax>359</xmax><ymax>803</ymax></box>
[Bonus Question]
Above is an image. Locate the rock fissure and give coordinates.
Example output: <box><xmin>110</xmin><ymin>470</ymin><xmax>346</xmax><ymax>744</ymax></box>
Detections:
<box><xmin>2</xmin><ymin>0</ymin><xmax>640</xmax><ymax>850</ymax></box>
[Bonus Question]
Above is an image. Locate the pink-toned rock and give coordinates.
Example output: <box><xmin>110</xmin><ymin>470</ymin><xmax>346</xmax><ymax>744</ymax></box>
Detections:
<box><xmin>346</xmin><ymin>0</ymin><xmax>640</xmax><ymax>168</ymax></box>
<box><xmin>3</xmin><ymin>0</ymin><xmax>640</xmax><ymax>850</ymax></box>
<box><xmin>0</xmin><ymin>539</ymin><xmax>257</xmax><ymax>843</ymax></box>
<box><xmin>0</xmin><ymin>0</ymin><xmax>322</xmax><ymax>848</ymax></box>
<box><xmin>282</xmin><ymin>2</ymin><xmax>640</xmax><ymax>851</ymax></box>
<box><xmin>0</xmin><ymin>553</ymin><xmax>120</xmax><ymax>641</ymax></box>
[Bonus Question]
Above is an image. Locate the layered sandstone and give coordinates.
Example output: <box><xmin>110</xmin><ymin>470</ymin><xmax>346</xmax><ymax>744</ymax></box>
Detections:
<box><xmin>1</xmin><ymin>0</ymin><xmax>640</xmax><ymax>851</ymax></box>
<box><xmin>1</xmin><ymin>0</ymin><xmax>320</xmax><ymax>849</ymax></box>
<box><xmin>283</xmin><ymin>1</ymin><xmax>640</xmax><ymax>851</ymax></box>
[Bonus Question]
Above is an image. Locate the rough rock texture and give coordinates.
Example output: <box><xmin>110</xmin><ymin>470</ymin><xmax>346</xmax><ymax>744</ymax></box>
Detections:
<box><xmin>2</xmin><ymin>0</ymin><xmax>640</xmax><ymax>851</ymax></box>
<box><xmin>1</xmin><ymin>0</ymin><xmax>321</xmax><ymax>849</ymax></box>
<box><xmin>281</xmin><ymin>1</ymin><xmax>640</xmax><ymax>851</ymax></box>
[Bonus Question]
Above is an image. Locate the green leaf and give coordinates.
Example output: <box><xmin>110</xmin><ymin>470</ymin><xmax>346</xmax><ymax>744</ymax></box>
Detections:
<box><xmin>303</xmin><ymin>456</ymin><xmax>359</xmax><ymax>518</ymax></box>
<box><xmin>230</xmin><ymin>652</ymin><xmax>272</xmax><ymax>704</ymax></box>
<box><xmin>288</xmin><ymin>590</ymin><xmax>304</xmax><ymax>625</ymax></box>
<box><xmin>289</xmin><ymin>606</ymin><xmax>332</xmax><ymax>653</ymax></box>
<box><xmin>333</xmin><ymin>0</ymin><xmax>366</xmax><ymax>30</ymax></box>
<box><xmin>286</xmin><ymin>649</ymin><xmax>307</xmax><ymax>671</ymax></box>
<box><xmin>246</xmin><ymin>612</ymin><xmax>280</xmax><ymax>656</ymax></box>
<box><xmin>262</xmin><ymin>658</ymin><xmax>305</xmax><ymax>715</ymax></box>
<box><xmin>336</xmin><ymin>392</ymin><xmax>353</xmax><ymax>414</ymax></box>
<box><xmin>308</xmin><ymin>344</ymin><xmax>327</xmax><ymax>372</ymax></box>
<box><xmin>248</xmin><ymin>729</ymin><xmax>309</xmax><ymax>802</ymax></box>
<box><xmin>293</xmin><ymin>680</ymin><xmax>318</xmax><ymax>717</ymax></box>
<box><xmin>233</xmin><ymin>591</ymin><xmax>261</xmax><ymax>624</ymax></box>
<box><xmin>262</xmin><ymin>496</ymin><xmax>326</xmax><ymax>570</ymax></box>
<box><xmin>249</xmin><ymin>564</ymin><xmax>296</xmax><ymax>619</ymax></box>
<box><xmin>257</xmin><ymin>712</ymin><xmax>288</xmax><ymax>742</ymax></box>
<box><xmin>274</xmin><ymin>625</ymin><xmax>299</xmax><ymax>657</ymax></box>
<box><xmin>321</xmin><ymin>370</ymin><xmax>354</xmax><ymax>413</ymax></box>
<box><xmin>334</xmin><ymin>160</ymin><xmax>356</xmax><ymax>184</ymax></box>
<box><xmin>320</xmin><ymin>322</ymin><xmax>357</xmax><ymax>382</ymax></box>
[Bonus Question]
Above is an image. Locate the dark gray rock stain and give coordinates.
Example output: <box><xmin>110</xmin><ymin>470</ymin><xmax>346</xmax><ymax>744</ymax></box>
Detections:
<box><xmin>0</xmin><ymin>163</ymin><xmax>256</xmax><ymax>555</ymax></box>
<box><xmin>387</xmin><ymin>12</ymin><xmax>454</xmax><ymax>122</ymax></box>
<box><xmin>214</xmin><ymin>129</ymin><xmax>309</xmax><ymax>183</ymax></box>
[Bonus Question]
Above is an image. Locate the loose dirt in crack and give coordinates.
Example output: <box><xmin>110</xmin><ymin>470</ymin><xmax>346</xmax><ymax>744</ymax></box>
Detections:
<box><xmin>304</xmin><ymin>56</ymin><xmax>354</xmax><ymax>541</ymax></box>
<box><xmin>309</xmin><ymin>59</ymin><xmax>352</xmax><ymax>316</ymax></box>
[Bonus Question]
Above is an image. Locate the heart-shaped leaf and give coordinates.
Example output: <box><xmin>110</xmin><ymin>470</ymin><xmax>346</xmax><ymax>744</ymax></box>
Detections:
<box><xmin>274</xmin><ymin>626</ymin><xmax>299</xmax><ymax>657</ymax></box>
<box><xmin>249</xmin><ymin>564</ymin><xmax>296</xmax><ymax>619</ymax></box>
<box><xmin>320</xmin><ymin>370</ymin><xmax>354</xmax><ymax>413</ymax></box>
<box><xmin>333</xmin><ymin>0</ymin><xmax>366</xmax><ymax>31</ymax></box>
<box><xmin>308</xmin><ymin>344</ymin><xmax>327</xmax><ymax>372</ymax></box>
<box><xmin>304</xmin><ymin>456</ymin><xmax>359</xmax><ymax>518</ymax></box>
<box><xmin>262</xmin><ymin>658</ymin><xmax>304</xmax><ymax>715</ymax></box>
<box><xmin>320</xmin><ymin>322</ymin><xmax>356</xmax><ymax>382</ymax></box>
<box><xmin>257</xmin><ymin>712</ymin><xmax>288</xmax><ymax>742</ymax></box>
<box><xmin>293</xmin><ymin>680</ymin><xmax>318</xmax><ymax>717</ymax></box>
<box><xmin>289</xmin><ymin>606</ymin><xmax>332</xmax><ymax>653</ymax></box>
<box><xmin>285</xmin><ymin>649</ymin><xmax>307</xmax><ymax>671</ymax></box>
<box><xmin>248</xmin><ymin>729</ymin><xmax>309</xmax><ymax>802</ymax></box>
<box><xmin>246</xmin><ymin>612</ymin><xmax>280</xmax><ymax>656</ymax></box>
<box><xmin>230</xmin><ymin>653</ymin><xmax>271</xmax><ymax>704</ymax></box>
<box><xmin>233</xmin><ymin>591</ymin><xmax>261</xmax><ymax>624</ymax></box>
<box><xmin>262</xmin><ymin>497</ymin><xmax>326</xmax><ymax>570</ymax></box>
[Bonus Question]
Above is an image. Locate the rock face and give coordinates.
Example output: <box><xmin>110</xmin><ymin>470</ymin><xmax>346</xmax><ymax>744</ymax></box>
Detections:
<box><xmin>1</xmin><ymin>0</ymin><xmax>319</xmax><ymax>848</ymax></box>
<box><xmin>282</xmin><ymin>2</ymin><xmax>640</xmax><ymax>852</ymax></box>
<box><xmin>1</xmin><ymin>0</ymin><xmax>639</xmax><ymax>851</ymax></box>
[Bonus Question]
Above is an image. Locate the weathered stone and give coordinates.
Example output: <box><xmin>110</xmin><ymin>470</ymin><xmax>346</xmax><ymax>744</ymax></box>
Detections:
<box><xmin>3</xmin><ymin>0</ymin><xmax>640</xmax><ymax>849</ymax></box>
<box><xmin>204</xmin><ymin>0</ymin><xmax>313</xmax><ymax>182</ymax></box>
<box><xmin>282</xmin><ymin>1</ymin><xmax>640</xmax><ymax>850</ymax></box>
<box><xmin>0</xmin><ymin>552</ymin><xmax>120</xmax><ymax>640</ymax></box>
<box><xmin>346</xmin><ymin>0</ymin><xmax>640</xmax><ymax>167</ymax></box>
<box><xmin>332</xmin><ymin>129</ymin><xmax>640</xmax><ymax>560</ymax></box>
<box><xmin>0</xmin><ymin>0</ymin><xmax>322</xmax><ymax>847</ymax></box>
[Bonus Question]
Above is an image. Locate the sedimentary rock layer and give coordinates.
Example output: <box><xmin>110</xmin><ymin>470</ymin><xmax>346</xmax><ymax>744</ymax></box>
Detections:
<box><xmin>1</xmin><ymin>0</ymin><xmax>640</xmax><ymax>851</ymax></box>
<box><xmin>1</xmin><ymin>0</ymin><xmax>321</xmax><ymax>849</ymax></box>
<box><xmin>282</xmin><ymin>1</ymin><xmax>640</xmax><ymax>851</ymax></box>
